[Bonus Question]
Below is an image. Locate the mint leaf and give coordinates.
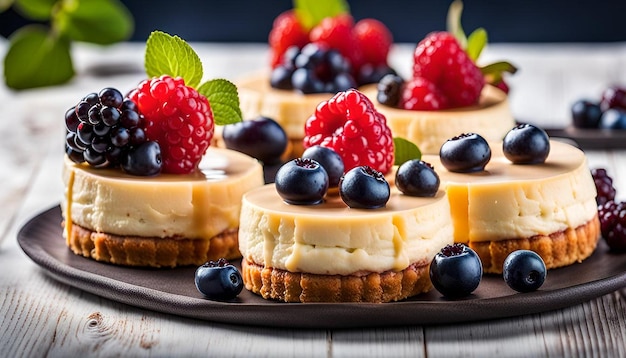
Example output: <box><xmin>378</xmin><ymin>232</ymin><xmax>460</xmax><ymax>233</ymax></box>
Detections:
<box><xmin>197</xmin><ymin>79</ymin><xmax>242</xmax><ymax>126</ymax></box>
<box><xmin>144</xmin><ymin>31</ymin><xmax>203</xmax><ymax>89</ymax></box>
<box><xmin>294</xmin><ymin>0</ymin><xmax>349</xmax><ymax>30</ymax></box>
<box><xmin>14</xmin><ymin>0</ymin><xmax>55</xmax><ymax>20</ymax></box>
<box><xmin>53</xmin><ymin>0</ymin><xmax>133</xmax><ymax>45</ymax></box>
<box><xmin>4</xmin><ymin>25</ymin><xmax>74</xmax><ymax>89</ymax></box>
<box><xmin>466</xmin><ymin>28</ymin><xmax>487</xmax><ymax>62</ymax></box>
<box><xmin>446</xmin><ymin>0</ymin><xmax>467</xmax><ymax>49</ymax></box>
<box><xmin>393</xmin><ymin>137</ymin><xmax>422</xmax><ymax>166</ymax></box>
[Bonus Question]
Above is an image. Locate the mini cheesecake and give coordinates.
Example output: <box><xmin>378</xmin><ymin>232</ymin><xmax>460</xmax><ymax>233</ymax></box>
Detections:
<box><xmin>61</xmin><ymin>148</ymin><xmax>264</xmax><ymax>268</ymax></box>
<box><xmin>423</xmin><ymin>140</ymin><xmax>600</xmax><ymax>273</ymax></box>
<box><xmin>238</xmin><ymin>185</ymin><xmax>453</xmax><ymax>303</ymax></box>
<box><xmin>361</xmin><ymin>84</ymin><xmax>516</xmax><ymax>155</ymax></box>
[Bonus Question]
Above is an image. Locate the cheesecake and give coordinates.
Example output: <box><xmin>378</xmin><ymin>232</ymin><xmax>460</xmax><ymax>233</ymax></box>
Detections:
<box><xmin>361</xmin><ymin>84</ymin><xmax>516</xmax><ymax>154</ymax></box>
<box><xmin>61</xmin><ymin>148</ymin><xmax>264</xmax><ymax>268</ymax></box>
<box><xmin>423</xmin><ymin>140</ymin><xmax>600</xmax><ymax>273</ymax></box>
<box><xmin>238</xmin><ymin>185</ymin><xmax>453</xmax><ymax>303</ymax></box>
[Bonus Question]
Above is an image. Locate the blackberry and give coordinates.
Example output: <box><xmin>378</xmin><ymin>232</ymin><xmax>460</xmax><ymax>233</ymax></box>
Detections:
<box><xmin>65</xmin><ymin>88</ymin><xmax>160</xmax><ymax>176</ymax></box>
<box><xmin>592</xmin><ymin>168</ymin><xmax>616</xmax><ymax>205</ymax></box>
<box><xmin>270</xmin><ymin>43</ymin><xmax>357</xmax><ymax>94</ymax></box>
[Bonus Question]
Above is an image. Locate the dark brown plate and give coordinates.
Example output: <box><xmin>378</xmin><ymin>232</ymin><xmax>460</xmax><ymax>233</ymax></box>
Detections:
<box><xmin>17</xmin><ymin>206</ymin><xmax>626</xmax><ymax>329</ymax></box>
<box><xmin>544</xmin><ymin>126</ymin><xmax>626</xmax><ymax>150</ymax></box>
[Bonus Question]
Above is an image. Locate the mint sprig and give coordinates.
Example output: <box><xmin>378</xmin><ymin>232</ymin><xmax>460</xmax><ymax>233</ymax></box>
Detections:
<box><xmin>198</xmin><ymin>79</ymin><xmax>243</xmax><ymax>126</ymax></box>
<box><xmin>393</xmin><ymin>137</ymin><xmax>422</xmax><ymax>166</ymax></box>
<box><xmin>144</xmin><ymin>30</ymin><xmax>242</xmax><ymax>125</ymax></box>
<box><xmin>294</xmin><ymin>0</ymin><xmax>349</xmax><ymax>30</ymax></box>
<box><xmin>145</xmin><ymin>31</ymin><xmax>203</xmax><ymax>89</ymax></box>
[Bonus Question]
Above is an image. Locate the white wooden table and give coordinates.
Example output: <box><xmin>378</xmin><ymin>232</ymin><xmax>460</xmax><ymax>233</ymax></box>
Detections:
<box><xmin>1</xmin><ymin>42</ymin><xmax>625</xmax><ymax>357</ymax></box>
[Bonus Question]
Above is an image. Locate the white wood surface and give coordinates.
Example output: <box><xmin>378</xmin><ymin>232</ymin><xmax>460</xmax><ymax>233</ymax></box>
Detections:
<box><xmin>1</xmin><ymin>42</ymin><xmax>626</xmax><ymax>357</ymax></box>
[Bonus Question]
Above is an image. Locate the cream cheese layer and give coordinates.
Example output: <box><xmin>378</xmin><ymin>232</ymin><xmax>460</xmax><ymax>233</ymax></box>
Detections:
<box><xmin>423</xmin><ymin>140</ymin><xmax>598</xmax><ymax>243</ymax></box>
<box><xmin>361</xmin><ymin>84</ymin><xmax>515</xmax><ymax>154</ymax></box>
<box><xmin>239</xmin><ymin>185</ymin><xmax>453</xmax><ymax>275</ymax></box>
<box><xmin>62</xmin><ymin>148</ymin><xmax>264</xmax><ymax>240</ymax></box>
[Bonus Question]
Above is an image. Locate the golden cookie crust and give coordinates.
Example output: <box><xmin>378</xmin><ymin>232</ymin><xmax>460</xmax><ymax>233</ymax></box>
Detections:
<box><xmin>470</xmin><ymin>215</ymin><xmax>601</xmax><ymax>274</ymax></box>
<box><xmin>241</xmin><ymin>259</ymin><xmax>432</xmax><ymax>303</ymax></box>
<box><xmin>64</xmin><ymin>220</ymin><xmax>240</xmax><ymax>268</ymax></box>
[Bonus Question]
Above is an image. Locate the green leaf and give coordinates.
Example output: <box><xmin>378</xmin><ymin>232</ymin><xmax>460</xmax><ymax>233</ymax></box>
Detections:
<box><xmin>466</xmin><ymin>27</ymin><xmax>487</xmax><ymax>62</ymax></box>
<box><xmin>446</xmin><ymin>0</ymin><xmax>467</xmax><ymax>49</ymax></box>
<box><xmin>14</xmin><ymin>0</ymin><xmax>55</xmax><ymax>20</ymax></box>
<box><xmin>144</xmin><ymin>30</ymin><xmax>203</xmax><ymax>89</ymax></box>
<box><xmin>4</xmin><ymin>25</ymin><xmax>74</xmax><ymax>89</ymax></box>
<box><xmin>294</xmin><ymin>0</ymin><xmax>349</xmax><ymax>31</ymax></box>
<box><xmin>197</xmin><ymin>79</ymin><xmax>242</xmax><ymax>126</ymax></box>
<box><xmin>53</xmin><ymin>0</ymin><xmax>133</xmax><ymax>45</ymax></box>
<box><xmin>393</xmin><ymin>137</ymin><xmax>421</xmax><ymax>166</ymax></box>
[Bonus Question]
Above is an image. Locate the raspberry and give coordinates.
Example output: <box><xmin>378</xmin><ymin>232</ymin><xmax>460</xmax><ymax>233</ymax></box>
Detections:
<box><xmin>128</xmin><ymin>75</ymin><xmax>214</xmax><ymax>174</ymax></box>
<box><xmin>353</xmin><ymin>18</ymin><xmax>392</xmax><ymax>66</ymax></box>
<box><xmin>412</xmin><ymin>31</ymin><xmax>484</xmax><ymax>107</ymax></box>
<box><xmin>268</xmin><ymin>10</ymin><xmax>309</xmax><ymax>68</ymax></box>
<box><xmin>303</xmin><ymin>89</ymin><xmax>394</xmax><ymax>174</ymax></box>
<box><xmin>400</xmin><ymin>77</ymin><xmax>449</xmax><ymax>110</ymax></box>
<box><xmin>309</xmin><ymin>14</ymin><xmax>364</xmax><ymax>74</ymax></box>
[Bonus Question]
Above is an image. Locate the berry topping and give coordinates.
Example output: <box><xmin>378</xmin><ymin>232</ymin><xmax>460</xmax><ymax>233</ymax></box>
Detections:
<box><xmin>592</xmin><ymin>168</ymin><xmax>616</xmax><ymax>205</ymax></box>
<box><xmin>598</xmin><ymin>200</ymin><xmax>626</xmax><ymax>252</ymax></box>
<box><xmin>275</xmin><ymin>158</ymin><xmax>329</xmax><ymax>205</ymax></box>
<box><xmin>64</xmin><ymin>87</ymin><xmax>158</xmax><ymax>175</ymax></box>
<box><xmin>128</xmin><ymin>75</ymin><xmax>214</xmax><ymax>174</ymax></box>
<box><xmin>353</xmin><ymin>18</ymin><xmax>393</xmax><ymax>67</ymax></box>
<box><xmin>303</xmin><ymin>89</ymin><xmax>394</xmax><ymax>174</ymax></box>
<box><xmin>339</xmin><ymin>166</ymin><xmax>390</xmax><ymax>209</ymax></box>
<box><xmin>309</xmin><ymin>14</ymin><xmax>364</xmax><ymax>75</ymax></box>
<box><xmin>502</xmin><ymin>123</ymin><xmax>551</xmax><ymax>164</ymax></box>
<box><xmin>400</xmin><ymin>77</ymin><xmax>449</xmax><ymax>110</ymax></box>
<box><xmin>571</xmin><ymin>99</ymin><xmax>602</xmax><ymax>128</ymax></box>
<box><xmin>194</xmin><ymin>258</ymin><xmax>244</xmax><ymax>300</ymax></box>
<box><xmin>395</xmin><ymin>160</ymin><xmax>440</xmax><ymax>197</ymax></box>
<box><xmin>121</xmin><ymin>141</ymin><xmax>162</xmax><ymax>176</ymax></box>
<box><xmin>439</xmin><ymin>133</ymin><xmax>491</xmax><ymax>173</ymax></box>
<box><xmin>429</xmin><ymin>243</ymin><xmax>482</xmax><ymax>298</ymax></box>
<box><xmin>413</xmin><ymin>31</ymin><xmax>484</xmax><ymax>108</ymax></box>
<box><xmin>502</xmin><ymin>250</ymin><xmax>547</xmax><ymax>293</ymax></box>
<box><xmin>270</xmin><ymin>43</ymin><xmax>357</xmax><ymax>94</ymax></box>
<box><xmin>268</xmin><ymin>10</ymin><xmax>310</xmax><ymax>69</ymax></box>
<box><xmin>376</xmin><ymin>74</ymin><xmax>404</xmax><ymax>108</ymax></box>
<box><xmin>302</xmin><ymin>145</ymin><xmax>345</xmax><ymax>188</ymax></box>
<box><xmin>222</xmin><ymin>116</ymin><xmax>288</xmax><ymax>165</ymax></box>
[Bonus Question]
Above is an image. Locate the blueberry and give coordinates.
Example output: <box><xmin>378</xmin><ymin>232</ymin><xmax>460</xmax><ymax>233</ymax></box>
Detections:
<box><xmin>358</xmin><ymin>64</ymin><xmax>397</xmax><ymax>86</ymax></box>
<box><xmin>222</xmin><ymin>116</ymin><xmax>288</xmax><ymax>165</ymax></box>
<box><xmin>502</xmin><ymin>250</ymin><xmax>547</xmax><ymax>293</ymax></box>
<box><xmin>599</xmin><ymin>109</ymin><xmax>626</xmax><ymax>129</ymax></box>
<box><xmin>395</xmin><ymin>160</ymin><xmax>440</xmax><ymax>197</ymax></box>
<box><xmin>376</xmin><ymin>73</ymin><xmax>404</xmax><ymax>107</ymax></box>
<box><xmin>291</xmin><ymin>68</ymin><xmax>325</xmax><ymax>94</ymax></box>
<box><xmin>194</xmin><ymin>258</ymin><xmax>243</xmax><ymax>300</ymax></box>
<box><xmin>571</xmin><ymin>99</ymin><xmax>601</xmax><ymax>128</ymax></box>
<box><xmin>439</xmin><ymin>133</ymin><xmax>491</xmax><ymax>172</ymax></box>
<box><xmin>302</xmin><ymin>145</ymin><xmax>344</xmax><ymax>187</ymax></box>
<box><xmin>339</xmin><ymin>166</ymin><xmax>390</xmax><ymax>209</ymax></box>
<box><xmin>430</xmin><ymin>243</ymin><xmax>482</xmax><ymax>298</ymax></box>
<box><xmin>121</xmin><ymin>141</ymin><xmax>162</xmax><ymax>176</ymax></box>
<box><xmin>275</xmin><ymin>158</ymin><xmax>329</xmax><ymax>205</ymax></box>
<box><xmin>270</xmin><ymin>66</ymin><xmax>294</xmax><ymax>90</ymax></box>
<box><xmin>502</xmin><ymin>123</ymin><xmax>551</xmax><ymax>164</ymax></box>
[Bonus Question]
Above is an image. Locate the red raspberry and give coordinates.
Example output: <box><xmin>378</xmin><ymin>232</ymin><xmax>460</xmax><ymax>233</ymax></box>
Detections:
<box><xmin>353</xmin><ymin>18</ymin><xmax>392</xmax><ymax>66</ymax></box>
<box><xmin>412</xmin><ymin>32</ymin><xmax>484</xmax><ymax>107</ymax></box>
<box><xmin>309</xmin><ymin>14</ymin><xmax>364</xmax><ymax>73</ymax></box>
<box><xmin>269</xmin><ymin>10</ymin><xmax>309</xmax><ymax>68</ymax></box>
<box><xmin>303</xmin><ymin>89</ymin><xmax>394</xmax><ymax>174</ymax></box>
<box><xmin>400</xmin><ymin>77</ymin><xmax>449</xmax><ymax>110</ymax></box>
<box><xmin>128</xmin><ymin>75</ymin><xmax>214</xmax><ymax>174</ymax></box>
